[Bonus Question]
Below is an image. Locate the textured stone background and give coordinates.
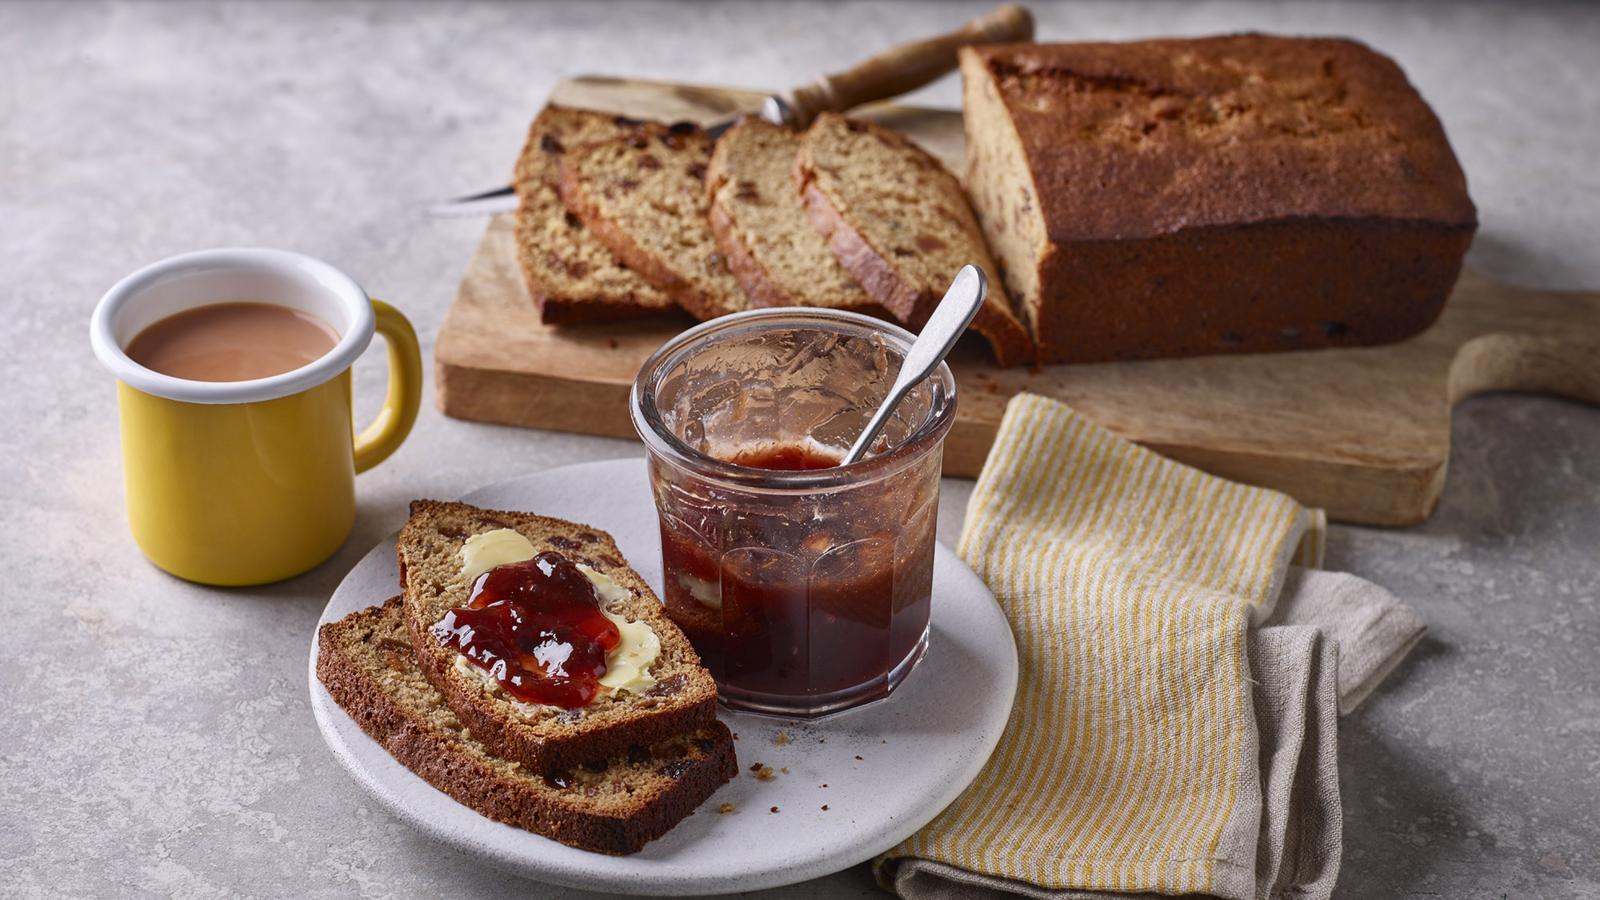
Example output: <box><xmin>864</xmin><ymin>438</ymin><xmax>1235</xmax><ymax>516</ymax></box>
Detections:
<box><xmin>2</xmin><ymin>2</ymin><xmax>1597</xmax><ymax>898</ymax></box>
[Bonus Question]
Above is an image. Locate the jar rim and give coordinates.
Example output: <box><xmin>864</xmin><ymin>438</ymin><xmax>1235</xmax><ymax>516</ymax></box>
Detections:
<box><xmin>629</xmin><ymin>308</ymin><xmax>957</xmax><ymax>490</ymax></box>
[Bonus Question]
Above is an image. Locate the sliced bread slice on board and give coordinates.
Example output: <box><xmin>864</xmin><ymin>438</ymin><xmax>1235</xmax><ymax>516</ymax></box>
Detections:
<box><xmin>796</xmin><ymin>113</ymin><xmax>1035</xmax><ymax>367</ymax></box>
<box><xmin>512</xmin><ymin>105</ymin><xmax>681</xmax><ymax>324</ymax></box>
<box><xmin>316</xmin><ymin>598</ymin><xmax>736</xmax><ymax>855</ymax></box>
<box><xmin>557</xmin><ymin>123</ymin><xmax>750</xmax><ymax>321</ymax></box>
<box><xmin>706</xmin><ymin>119</ymin><xmax>880</xmax><ymax>315</ymax></box>
<box><xmin>398</xmin><ymin>500</ymin><xmax>719</xmax><ymax>774</ymax></box>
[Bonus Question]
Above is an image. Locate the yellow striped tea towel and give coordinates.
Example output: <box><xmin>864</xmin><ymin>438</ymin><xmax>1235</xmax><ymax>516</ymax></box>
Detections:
<box><xmin>877</xmin><ymin>394</ymin><xmax>1421</xmax><ymax>900</ymax></box>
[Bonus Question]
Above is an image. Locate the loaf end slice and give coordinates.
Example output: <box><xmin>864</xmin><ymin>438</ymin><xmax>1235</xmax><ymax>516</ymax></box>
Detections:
<box><xmin>795</xmin><ymin>113</ymin><xmax>1034</xmax><ymax>368</ymax></box>
<box><xmin>706</xmin><ymin>119</ymin><xmax>880</xmax><ymax>315</ymax></box>
<box><xmin>398</xmin><ymin>500</ymin><xmax>719</xmax><ymax>775</ymax></box>
<box><xmin>512</xmin><ymin>105</ymin><xmax>682</xmax><ymax>324</ymax></box>
<box><xmin>558</xmin><ymin>123</ymin><xmax>750</xmax><ymax>321</ymax></box>
<box><xmin>317</xmin><ymin>598</ymin><xmax>736</xmax><ymax>855</ymax></box>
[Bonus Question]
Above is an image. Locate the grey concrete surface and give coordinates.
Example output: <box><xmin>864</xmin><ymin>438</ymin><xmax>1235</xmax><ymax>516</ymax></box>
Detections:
<box><xmin>2</xmin><ymin>2</ymin><xmax>1597</xmax><ymax>898</ymax></box>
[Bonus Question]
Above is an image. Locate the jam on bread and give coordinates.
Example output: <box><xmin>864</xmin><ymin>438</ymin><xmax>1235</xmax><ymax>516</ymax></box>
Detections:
<box><xmin>432</xmin><ymin>552</ymin><xmax>623</xmax><ymax>709</ymax></box>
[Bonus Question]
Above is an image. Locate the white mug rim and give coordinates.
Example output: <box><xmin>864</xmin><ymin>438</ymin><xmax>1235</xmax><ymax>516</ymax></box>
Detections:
<box><xmin>89</xmin><ymin>247</ymin><xmax>376</xmax><ymax>405</ymax></box>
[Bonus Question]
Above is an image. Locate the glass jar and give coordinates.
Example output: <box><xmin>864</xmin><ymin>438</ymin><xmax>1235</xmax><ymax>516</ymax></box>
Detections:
<box><xmin>630</xmin><ymin>309</ymin><xmax>956</xmax><ymax>717</ymax></box>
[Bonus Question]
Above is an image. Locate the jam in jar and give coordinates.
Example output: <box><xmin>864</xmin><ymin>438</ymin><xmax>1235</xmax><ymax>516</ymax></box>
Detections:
<box><xmin>631</xmin><ymin>309</ymin><xmax>955</xmax><ymax>717</ymax></box>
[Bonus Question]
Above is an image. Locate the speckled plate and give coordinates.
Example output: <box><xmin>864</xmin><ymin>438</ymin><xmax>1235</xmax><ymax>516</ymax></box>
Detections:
<box><xmin>307</xmin><ymin>458</ymin><xmax>1017</xmax><ymax>896</ymax></box>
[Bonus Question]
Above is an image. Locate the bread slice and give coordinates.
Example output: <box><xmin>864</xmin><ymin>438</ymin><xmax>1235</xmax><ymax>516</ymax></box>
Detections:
<box><xmin>512</xmin><ymin>105</ymin><xmax>681</xmax><ymax>324</ymax></box>
<box><xmin>706</xmin><ymin>119</ymin><xmax>879</xmax><ymax>315</ymax></box>
<box><xmin>317</xmin><ymin>598</ymin><xmax>736</xmax><ymax>855</ymax></box>
<box><xmin>557</xmin><ymin>123</ymin><xmax>750</xmax><ymax>321</ymax></box>
<box><xmin>796</xmin><ymin>113</ymin><xmax>1034</xmax><ymax>367</ymax></box>
<box><xmin>398</xmin><ymin>500</ymin><xmax>718</xmax><ymax>775</ymax></box>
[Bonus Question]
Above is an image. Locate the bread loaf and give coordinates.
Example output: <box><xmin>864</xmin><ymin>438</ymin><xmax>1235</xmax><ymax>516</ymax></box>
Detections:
<box><xmin>960</xmin><ymin>35</ymin><xmax>1477</xmax><ymax>364</ymax></box>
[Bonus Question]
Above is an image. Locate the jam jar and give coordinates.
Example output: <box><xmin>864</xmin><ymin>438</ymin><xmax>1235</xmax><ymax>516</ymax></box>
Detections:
<box><xmin>630</xmin><ymin>308</ymin><xmax>955</xmax><ymax>717</ymax></box>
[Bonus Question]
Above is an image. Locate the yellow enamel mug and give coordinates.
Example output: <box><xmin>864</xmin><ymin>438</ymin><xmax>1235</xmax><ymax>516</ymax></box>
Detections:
<box><xmin>90</xmin><ymin>248</ymin><xmax>422</xmax><ymax>586</ymax></box>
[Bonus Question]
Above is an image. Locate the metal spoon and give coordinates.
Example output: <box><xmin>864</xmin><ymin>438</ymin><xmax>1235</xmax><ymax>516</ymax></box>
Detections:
<box><xmin>843</xmin><ymin>265</ymin><xmax>988</xmax><ymax>464</ymax></box>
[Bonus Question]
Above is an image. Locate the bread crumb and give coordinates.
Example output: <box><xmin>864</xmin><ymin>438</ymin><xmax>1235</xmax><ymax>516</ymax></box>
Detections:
<box><xmin>780</xmin><ymin>767</ymin><xmax>789</xmax><ymax>774</ymax></box>
<box><xmin>750</xmin><ymin>764</ymin><xmax>776</xmax><ymax>781</ymax></box>
<box><xmin>718</xmin><ymin>802</ymin><xmax>736</xmax><ymax>814</ymax></box>
<box><xmin>774</xmin><ymin>731</ymin><xmax>791</xmax><ymax>746</ymax></box>
<box><xmin>770</xmin><ymin>805</ymin><xmax>780</xmax><ymax>814</ymax></box>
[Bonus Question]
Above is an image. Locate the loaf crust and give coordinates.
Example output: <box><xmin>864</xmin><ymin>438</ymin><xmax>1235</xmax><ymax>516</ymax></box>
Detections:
<box><xmin>397</xmin><ymin>500</ymin><xmax>719</xmax><ymax>775</ymax></box>
<box><xmin>795</xmin><ymin>114</ymin><xmax>1034</xmax><ymax>368</ymax></box>
<box><xmin>512</xmin><ymin>105</ymin><xmax>682</xmax><ymax>324</ymax></box>
<box><xmin>317</xmin><ymin>598</ymin><xmax>736</xmax><ymax>855</ymax></box>
<box><xmin>960</xmin><ymin>36</ymin><xmax>1478</xmax><ymax>364</ymax></box>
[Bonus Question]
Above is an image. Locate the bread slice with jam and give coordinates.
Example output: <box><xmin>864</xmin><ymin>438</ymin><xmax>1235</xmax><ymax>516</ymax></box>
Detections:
<box><xmin>795</xmin><ymin>113</ymin><xmax>1035</xmax><ymax>367</ymax></box>
<box><xmin>317</xmin><ymin>598</ymin><xmax>736</xmax><ymax>854</ymax></box>
<box><xmin>397</xmin><ymin>500</ymin><xmax>719</xmax><ymax>775</ymax></box>
<box><xmin>556</xmin><ymin>122</ymin><xmax>751</xmax><ymax>321</ymax></box>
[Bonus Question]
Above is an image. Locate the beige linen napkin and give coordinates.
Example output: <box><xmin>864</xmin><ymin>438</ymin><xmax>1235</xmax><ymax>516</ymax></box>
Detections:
<box><xmin>1270</xmin><ymin>568</ymin><xmax>1427</xmax><ymax>715</ymax></box>
<box><xmin>875</xmin><ymin>394</ymin><xmax>1424</xmax><ymax>900</ymax></box>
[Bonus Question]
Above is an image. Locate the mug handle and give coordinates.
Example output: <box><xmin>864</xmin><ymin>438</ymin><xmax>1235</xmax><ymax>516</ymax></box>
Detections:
<box><xmin>353</xmin><ymin>299</ymin><xmax>423</xmax><ymax>473</ymax></box>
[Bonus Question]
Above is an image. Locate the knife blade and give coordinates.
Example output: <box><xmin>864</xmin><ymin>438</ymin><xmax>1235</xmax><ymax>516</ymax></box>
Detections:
<box><xmin>429</xmin><ymin>3</ymin><xmax>1033</xmax><ymax>218</ymax></box>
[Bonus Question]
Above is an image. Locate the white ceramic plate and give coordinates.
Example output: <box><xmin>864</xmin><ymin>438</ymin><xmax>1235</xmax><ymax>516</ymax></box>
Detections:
<box><xmin>308</xmin><ymin>458</ymin><xmax>1017</xmax><ymax>895</ymax></box>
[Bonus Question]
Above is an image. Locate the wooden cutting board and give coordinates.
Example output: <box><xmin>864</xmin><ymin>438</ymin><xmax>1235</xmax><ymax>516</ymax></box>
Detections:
<box><xmin>437</xmin><ymin>76</ymin><xmax>1600</xmax><ymax>526</ymax></box>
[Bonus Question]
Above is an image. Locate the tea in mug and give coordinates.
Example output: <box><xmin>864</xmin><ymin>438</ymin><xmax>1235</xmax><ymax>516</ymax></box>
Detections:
<box><xmin>126</xmin><ymin>302</ymin><xmax>338</xmax><ymax>382</ymax></box>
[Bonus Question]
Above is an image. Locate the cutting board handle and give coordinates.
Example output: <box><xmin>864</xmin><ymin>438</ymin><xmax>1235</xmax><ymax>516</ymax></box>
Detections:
<box><xmin>1449</xmin><ymin>333</ymin><xmax>1600</xmax><ymax>406</ymax></box>
<box><xmin>780</xmin><ymin>3</ymin><xmax>1034</xmax><ymax>129</ymax></box>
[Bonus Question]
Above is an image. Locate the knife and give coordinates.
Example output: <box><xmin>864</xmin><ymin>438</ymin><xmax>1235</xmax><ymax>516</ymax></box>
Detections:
<box><xmin>431</xmin><ymin>3</ymin><xmax>1034</xmax><ymax>217</ymax></box>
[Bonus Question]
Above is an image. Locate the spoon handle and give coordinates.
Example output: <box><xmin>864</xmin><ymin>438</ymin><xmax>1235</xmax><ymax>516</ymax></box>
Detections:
<box><xmin>844</xmin><ymin>265</ymin><xmax>988</xmax><ymax>464</ymax></box>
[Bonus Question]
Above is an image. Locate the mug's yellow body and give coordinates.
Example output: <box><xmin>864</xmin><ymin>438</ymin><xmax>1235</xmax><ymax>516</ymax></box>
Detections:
<box><xmin>119</xmin><ymin>374</ymin><xmax>358</xmax><ymax>586</ymax></box>
<box><xmin>114</xmin><ymin>299</ymin><xmax>420</xmax><ymax>586</ymax></box>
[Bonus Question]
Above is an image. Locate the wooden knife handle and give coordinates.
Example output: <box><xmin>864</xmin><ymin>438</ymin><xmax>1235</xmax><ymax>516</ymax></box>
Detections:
<box><xmin>779</xmin><ymin>3</ymin><xmax>1034</xmax><ymax>129</ymax></box>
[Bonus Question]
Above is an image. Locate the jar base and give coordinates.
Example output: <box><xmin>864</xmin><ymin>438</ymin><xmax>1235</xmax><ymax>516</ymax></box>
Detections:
<box><xmin>714</xmin><ymin>625</ymin><xmax>931</xmax><ymax>719</ymax></box>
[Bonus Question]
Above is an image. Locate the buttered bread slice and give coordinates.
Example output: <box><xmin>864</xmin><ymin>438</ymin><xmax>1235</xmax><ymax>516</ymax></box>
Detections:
<box><xmin>796</xmin><ymin>113</ymin><xmax>1034</xmax><ymax>367</ymax></box>
<box><xmin>317</xmin><ymin>598</ymin><xmax>736</xmax><ymax>855</ymax></box>
<box><xmin>557</xmin><ymin>122</ymin><xmax>751</xmax><ymax>321</ymax></box>
<box><xmin>398</xmin><ymin>500</ymin><xmax>718</xmax><ymax>775</ymax></box>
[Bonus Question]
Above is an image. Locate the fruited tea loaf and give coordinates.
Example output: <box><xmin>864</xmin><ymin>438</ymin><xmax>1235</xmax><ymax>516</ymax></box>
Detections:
<box><xmin>960</xmin><ymin>35</ymin><xmax>1477</xmax><ymax>364</ymax></box>
<box><xmin>796</xmin><ymin>113</ymin><xmax>1035</xmax><ymax>368</ymax></box>
<box><xmin>559</xmin><ymin>123</ymin><xmax>751</xmax><ymax>321</ymax></box>
<box><xmin>512</xmin><ymin>105</ymin><xmax>680</xmax><ymax>324</ymax></box>
<box><xmin>706</xmin><ymin>119</ymin><xmax>880</xmax><ymax>316</ymax></box>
